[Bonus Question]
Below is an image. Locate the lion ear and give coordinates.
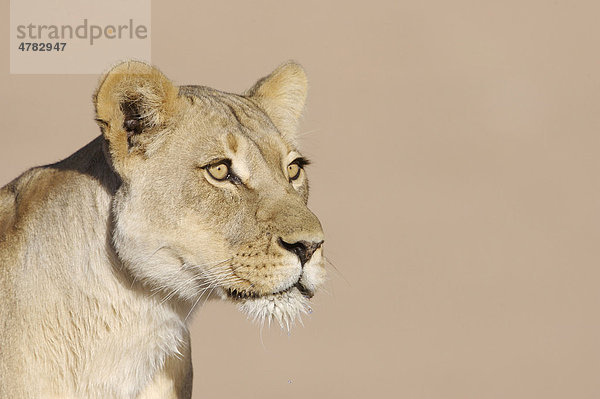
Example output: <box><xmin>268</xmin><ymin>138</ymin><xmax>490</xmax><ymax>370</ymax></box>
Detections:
<box><xmin>246</xmin><ymin>61</ymin><xmax>308</xmax><ymax>139</ymax></box>
<box><xmin>93</xmin><ymin>61</ymin><xmax>179</xmax><ymax>177</ymax></box>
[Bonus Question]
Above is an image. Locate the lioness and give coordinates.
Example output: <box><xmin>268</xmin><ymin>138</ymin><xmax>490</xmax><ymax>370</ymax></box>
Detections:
<box><xmin>0</xmin><ymin>61</ymin><xmax>326</xmax><ymax>398</ymax></box>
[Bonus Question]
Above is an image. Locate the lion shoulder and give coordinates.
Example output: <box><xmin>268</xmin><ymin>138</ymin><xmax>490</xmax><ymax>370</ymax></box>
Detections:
<box><xmin>0</xmin><ymin>137</ymin><xmax>117</xmax><ymax>259</ymax></box>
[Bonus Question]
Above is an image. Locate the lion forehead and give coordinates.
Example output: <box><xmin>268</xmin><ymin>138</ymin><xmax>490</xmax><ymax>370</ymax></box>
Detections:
<box><xmin>174</xmin><ymin>91</ymin><xmax>295</xmax><ymax>175</ymax></box>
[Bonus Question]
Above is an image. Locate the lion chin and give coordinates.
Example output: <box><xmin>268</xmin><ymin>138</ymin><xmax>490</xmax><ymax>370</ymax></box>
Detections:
<box><xmin>220</xmin><ymin>283</ymin><xmax>314</xmax><ymax>330</ymax></box>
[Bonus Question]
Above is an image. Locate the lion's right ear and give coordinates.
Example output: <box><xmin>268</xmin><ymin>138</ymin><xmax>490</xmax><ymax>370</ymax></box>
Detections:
<box><xmin>93</xmin><ymin>61</ymin><xmax>179</xmax><ymax>177</ymax></box>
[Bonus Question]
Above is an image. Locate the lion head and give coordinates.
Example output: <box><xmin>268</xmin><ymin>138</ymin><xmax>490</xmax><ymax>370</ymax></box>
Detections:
<box><xmin>93</xmin><ymin>61</ymin><xmax>325</xmax><ymax>329</ymax></box>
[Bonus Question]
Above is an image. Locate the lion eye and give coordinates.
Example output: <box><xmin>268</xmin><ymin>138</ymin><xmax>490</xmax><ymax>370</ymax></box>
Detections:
<box><xmin>287</xmin><ymin>163</ymin><xmax>301</xmax><ymax>181</ymax></box>
<box><xmin>286</xmin><ymin>157</ymin><xmax>310</xmax><ymax>182</ymax></box>
<box><xmin>207</xmin><ymin>162</ymin><xmax>230</xmax><ymax>181</ymax></box>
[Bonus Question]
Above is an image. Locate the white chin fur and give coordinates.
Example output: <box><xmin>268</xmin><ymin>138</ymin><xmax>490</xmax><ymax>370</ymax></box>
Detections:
<box><xmin>237</xmin><ymin>288</ymin><xmax>312</xmax><ymax>331</ymax></box>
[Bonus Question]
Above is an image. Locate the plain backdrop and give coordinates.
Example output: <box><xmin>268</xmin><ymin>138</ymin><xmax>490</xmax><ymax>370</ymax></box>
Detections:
<box><xmin>2</xmin><ymin>1</ymin><xmax>600</xmax><ymax>398</ymax></box>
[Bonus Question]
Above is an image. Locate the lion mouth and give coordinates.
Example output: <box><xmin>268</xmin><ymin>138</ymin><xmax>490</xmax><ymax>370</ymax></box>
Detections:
<box><xmin>226</xmin><ymin>281</ymin><xmax>313</xmax><ymax>301</ymax></box>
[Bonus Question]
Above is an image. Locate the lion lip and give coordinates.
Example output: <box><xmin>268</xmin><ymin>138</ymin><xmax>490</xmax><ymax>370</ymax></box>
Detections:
<box><xmin>294</xmin><ymin>281</ymin><xmax>314</xmax><ymax>298</ymax></box>
<box><xmin>226</xmin><ymin>288</ymin><xmax>259</xmax><ymax>301</ymax></box>
<box><xmin>226</xmin><ymin>281</ymin><xmax>313</xmax><ymax>301</ymax></box>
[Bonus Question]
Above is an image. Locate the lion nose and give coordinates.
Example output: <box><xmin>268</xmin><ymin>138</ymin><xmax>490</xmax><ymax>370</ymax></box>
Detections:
<box><xmin>278</xmin><ymin>238</ymin><xmax>324</xmax><ymax>266</ymax></box>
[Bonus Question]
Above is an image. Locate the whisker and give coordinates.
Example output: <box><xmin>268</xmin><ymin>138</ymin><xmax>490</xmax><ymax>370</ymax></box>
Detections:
<box><xmin>259</xmin><ymin>321</ymin><xmax>266</xmax><ymax>350</ymax></box>
<box><xmin>183</xmin><ymin>257</ymin><xmax>233</xmax><ymax>271</ymax></box>
<box><xmin>198</xmin><ymin>284</ymin><xmax>219</xmax><ymax>313</ymax></box>
<box><xmin>149</xmin><ymin>257</ymin><xmax>242</xmax><ymax>305</ymax></box>
<box><xmin>159</xmin><ymin>273</ymin><xmax>207</xmax><ymax>305</ymax></box>
<box><xmin>324</xmin><ymin>255</ymin><xmax>349</xmax><ymax>286</ymax></box>
<box><xmin>296</xmin><ymin>128</ymin><xmax>320</xmax><ymax>137</ymax></box>
<box><xmin>185</xmin><ymin>279</ymin><xmax>220</xmax><ymax>321</ymax></box>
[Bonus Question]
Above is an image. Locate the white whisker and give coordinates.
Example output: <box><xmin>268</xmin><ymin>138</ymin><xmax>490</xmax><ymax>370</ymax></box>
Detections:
<box><xmin>296</xmin><ymin>128</ymin><xmax>320</xmax><ymax>137</ymax></box>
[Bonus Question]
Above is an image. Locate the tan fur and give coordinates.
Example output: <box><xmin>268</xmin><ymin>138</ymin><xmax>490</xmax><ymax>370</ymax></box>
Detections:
<box><xmin>245</xmin><ymin>61</ymin><xmax>308</xmax><ymax>143</ymax></box>
<box><xmin>0</xmin><ymin>61</ymin><xmax>325</xmax><ymax>398</ymax></box>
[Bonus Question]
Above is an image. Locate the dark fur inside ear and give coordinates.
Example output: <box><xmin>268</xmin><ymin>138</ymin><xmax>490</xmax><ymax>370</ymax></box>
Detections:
<box><xmin>121</xmin><ymin>101</ymin><xmax>144</xmax><ymax>137</ymax></box>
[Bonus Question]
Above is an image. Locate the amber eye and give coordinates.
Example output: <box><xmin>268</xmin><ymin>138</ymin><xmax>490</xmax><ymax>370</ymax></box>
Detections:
<box><xmin>287</xmin><ymin>162</ymin><xmax>301</xmax><ymax>181</ymax></box>
<box><xmin>207</xmin><ymin>162</ymin><xmax>229</xmax><ymax>181</ymax></box>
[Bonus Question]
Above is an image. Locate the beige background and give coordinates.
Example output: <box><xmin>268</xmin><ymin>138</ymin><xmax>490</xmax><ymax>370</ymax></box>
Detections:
<box><xmin>2</xmin><ymin>1</ymin><xmax>600</xmax><ymax>398</ymax></box>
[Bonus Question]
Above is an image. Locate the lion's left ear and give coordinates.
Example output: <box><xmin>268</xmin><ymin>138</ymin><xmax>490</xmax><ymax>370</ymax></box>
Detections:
<box><xmin>246</xmin><ymin>61</ymin><xmax>308</xmax><ymax>139</ymax></box>
<box><xmin>93</xmin><ymin>61</ymin><xmax>179</xmax><ymax>178</ymax></box>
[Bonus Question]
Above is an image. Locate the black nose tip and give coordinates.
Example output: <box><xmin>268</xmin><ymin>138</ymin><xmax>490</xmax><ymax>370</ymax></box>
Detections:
<box><xmin>278</xmin><ymin>238</ymin><xmax>324</xmax><ymax>266</ymax></box>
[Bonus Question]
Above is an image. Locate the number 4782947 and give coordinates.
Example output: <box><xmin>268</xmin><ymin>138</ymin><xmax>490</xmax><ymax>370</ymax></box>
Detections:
<box><xmin>18</xmin><ymin>42</ymin><xmax>66</xmax><ymax>51</ymax></box>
